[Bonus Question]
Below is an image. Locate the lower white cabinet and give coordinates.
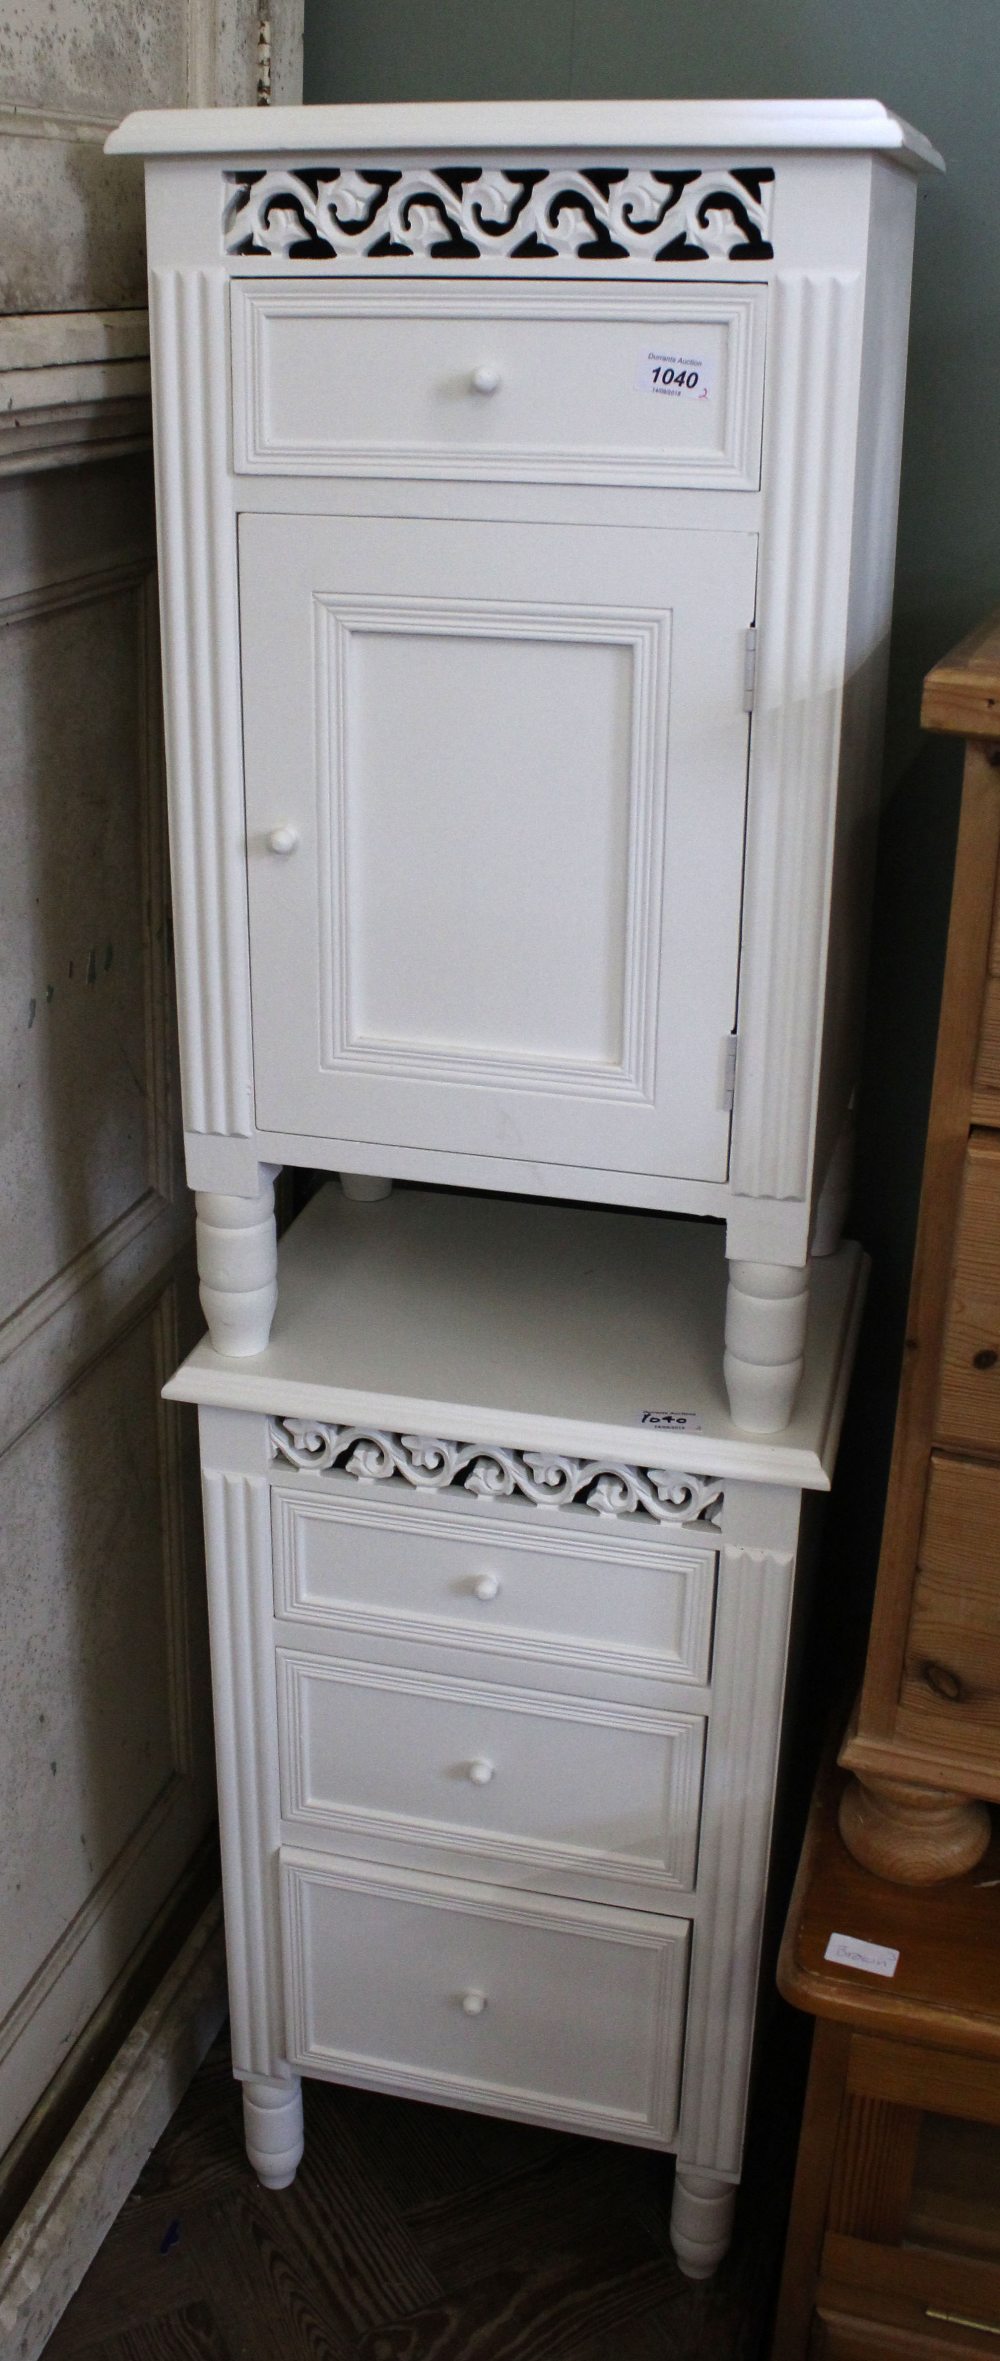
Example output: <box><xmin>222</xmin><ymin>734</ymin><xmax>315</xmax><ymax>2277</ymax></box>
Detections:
<box><xmin>165</xmin><ymin>1180</ymin><xmax>865</xmax><ymax>2278</ymax></box>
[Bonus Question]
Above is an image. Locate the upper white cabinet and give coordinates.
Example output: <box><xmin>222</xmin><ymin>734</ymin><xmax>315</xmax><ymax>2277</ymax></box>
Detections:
<box><xmin>108</xmin><ymin>99</ymin><xmax>942</xmax><ymax>1424</ymax></box>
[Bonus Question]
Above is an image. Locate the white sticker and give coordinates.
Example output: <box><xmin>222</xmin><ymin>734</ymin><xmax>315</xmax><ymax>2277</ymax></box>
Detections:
<box><xmin>635</xmin><ymin>349</ymin><xmax>712</xmax><ymax>400</ymax></box>
<box><xmin>824</xmin><ymin>1932</ymin><xmax>899</xmax><ymax>1979</ymax></box>
<box><xmin>639</xmin><ymin>1411</ymin><xmax>703</xmax><ymax>1434</ymax></box>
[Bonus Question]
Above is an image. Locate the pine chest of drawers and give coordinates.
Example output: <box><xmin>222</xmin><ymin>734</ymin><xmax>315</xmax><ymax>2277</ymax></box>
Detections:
<box><xmin>109</xmin><ymin>98</ymin><xmax>939</xmax><ymax>1431</ymax></box>
<box><xmin>840</xmin><ymin>611</ymin><xmax>1000</xmax><ymax>1882</ymax></box>
<box><xmin>165</xmin><ymin>1181</ymin><xmax>866</xmax><ymax>2275</ymax></box>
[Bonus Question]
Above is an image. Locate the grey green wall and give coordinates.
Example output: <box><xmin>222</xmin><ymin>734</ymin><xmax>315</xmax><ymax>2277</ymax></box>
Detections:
<box><xmin>302</xmin><ymin>3</ymin><xmax>999</xmax><ymax>1621</ymax></box>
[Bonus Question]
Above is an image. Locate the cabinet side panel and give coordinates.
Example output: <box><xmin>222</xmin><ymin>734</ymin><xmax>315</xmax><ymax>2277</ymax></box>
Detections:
<box><xmin>149</xmin><ymin>266</ymin><xmax>253</xmax><ymax>1144</ymax></box>
<box><xmin>812</xmin><ymin>164</ymin><xmax>919</xmax><ymax>1213</ymax></box>
<box><xmin>201</xmin><ymin>1464</ymin><xmax>285</xmax><ymax>2076</ymax></box>
<box><xmin>731</xmin><ymin>268</ymin><xmax>864</xmax><ymax>1209</ymax></box>
<box><xmin>677</xmin><ymin>1530</ymin><xmax>795</xmax><ymax>2173</ymax></box>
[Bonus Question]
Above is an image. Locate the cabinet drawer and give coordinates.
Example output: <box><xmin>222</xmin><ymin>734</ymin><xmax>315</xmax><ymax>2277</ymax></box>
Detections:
<box><xmin>819</xmin><ymin>2234</ymin><xmax>1000</xmax><ymax>2358</ymax></box>
<box><xmin>937</xmin><ymin>1134</ymin><xmax>1000</xmax><ymax>1454</ymax></box>
<box><xmin>276</xmin><ymin>1648</ymin><xmax>705</xmax><ymax>1896</ymax></box>
<box><xmin>898</xmin><ymin>1454</ymin><xmax>1000</xmax><ymax>1748</ymax></box>
<box><xmin>272</xmin><ymin>1484</ymin><xmax>716</xmax><ymax>1686</ymax></box>
<box><xmin>972</xmin><ymin>977</ymin><xmax>1000</xmax><ymax>1120</ymax></box>
<box><xmin>280</xmin><ymin>1848</ymin><xmax>689</xmax><ymax>2146</ymax></box>
<box><xmin>230</xmin><ymin>280</ymin><xmax>766</xmax><ymax>488</ymax></box>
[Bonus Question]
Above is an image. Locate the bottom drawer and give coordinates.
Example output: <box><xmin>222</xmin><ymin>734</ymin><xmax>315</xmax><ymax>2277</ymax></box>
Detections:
<box><xmin>280</xmin><ymin>1848</ymin><xmax>689</xmax><ymax>2147</ymax></box>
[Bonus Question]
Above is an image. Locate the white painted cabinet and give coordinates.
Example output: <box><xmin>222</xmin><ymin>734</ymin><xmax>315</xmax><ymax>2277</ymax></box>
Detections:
<box><xmin>109</xmin><ymin>98</ymin><xmax>940</xmax><ymax>1430</ymax></box>
<box><xmin>164</xmin><ymin>1180</ymin><xmax>867</xmax><ymax>2275</ymax></box>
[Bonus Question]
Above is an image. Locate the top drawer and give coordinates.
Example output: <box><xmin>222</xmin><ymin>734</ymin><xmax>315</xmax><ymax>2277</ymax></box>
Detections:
<box><xmin>230</xmin><ymin>280</ymin><xmax>766</xmax><ymax>489</ymax></box>
<box><xmin>272</xmin><ymin>1481</ymin><xmax>716</xmax><ymax>1689</ymax></box>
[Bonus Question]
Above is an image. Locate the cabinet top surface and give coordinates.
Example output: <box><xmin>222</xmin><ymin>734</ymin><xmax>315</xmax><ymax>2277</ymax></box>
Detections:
<box><xmin>922</xmin><ymin>605</ymin><xmax>1000</xmax><ymax>738</ymax></box>
<box><xmin>106</xmin><ymin>98</ymin><xmax>942</xmax><ymax>173</ymax></box>
<box><xmin>166</xmin><ymin>1185</ymin><xmax>866</xmax><ymax>1489</ymax></box>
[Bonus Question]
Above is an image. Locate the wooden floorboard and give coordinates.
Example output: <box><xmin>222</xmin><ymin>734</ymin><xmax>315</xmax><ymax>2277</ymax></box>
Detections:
<box><xmin>43</xmin><ymin>2024</ymin><xmax>799</xmax><ymax>2361</ymax></box>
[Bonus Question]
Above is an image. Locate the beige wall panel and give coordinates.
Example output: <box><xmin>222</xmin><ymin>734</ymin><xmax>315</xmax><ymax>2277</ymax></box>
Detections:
<box><xmin>0</xmin><ymin>458</ymin><xmax>151</xmax><ymax>606</ymax></box>
<box><xmin>0</xmin><ymin>0</ymin><xmax>187</xmax><ymax>119</ymax></box>
<box><xmin>0</xmin><ymin>0</ymin><xmax>300</xmax><ymax>2252</ymax></box>
<box><xmin>0</xmin><ymin>134</ymin><xmax>147</xmax><ymax>315</ymax></box>
<box><xmin>0</xmin><ymin>1295</ymin><xmax>211</xmax><ymax>2034</ymax></box>
<box><xmin>0</xmin><ymin>581</ymin><xmax>153</xmax><ymax>1328</ymax></box>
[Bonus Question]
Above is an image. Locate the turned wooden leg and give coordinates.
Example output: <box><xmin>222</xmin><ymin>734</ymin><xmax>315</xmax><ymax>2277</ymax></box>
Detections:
<box><xmin>195</xmin><ymin>1173</ymin><xmax>278</xmax><ymax>1356</ymax></box>
<box><xmin>670</xmin><ymin>2166</ymin><xmax>737</xmax><ymax>2278</ymax></box>
<box><xmin>838</xmin><ymin>1770</ymin><xmax>992</xmax><ymax>1884</ymax></box>
<box><xmin>724</xmin><ymin>1260</ymin><xmax>810</xmax><ymax>1433</ymax></box>
<box><xmin>340</xmin><ymin>1172</ymin><xmax>393</xmax><ymax>1201</ymax></box>
<box><xmin>242</xmin><ymin>2073</ymin><xmax>303</xmax><ymax>2190</ymax></box>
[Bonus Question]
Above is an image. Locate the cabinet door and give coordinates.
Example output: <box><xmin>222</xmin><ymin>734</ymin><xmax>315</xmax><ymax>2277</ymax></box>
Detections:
<box><xmin>240</xmin><ymin>511</ymin><xmax>755</xmax><ymax>1182</ymax></box>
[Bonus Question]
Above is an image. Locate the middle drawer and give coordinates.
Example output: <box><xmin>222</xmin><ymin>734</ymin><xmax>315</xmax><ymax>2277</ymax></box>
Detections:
<box><xmin>276</xmin><ymin>1646</ymin><xmax>705</xmax><ymax>1903</ymax></box>
<box><xmin>937</xmin><ymin>1131</ymin><xmax>1000</xmax><ymax>1455</ymax></box>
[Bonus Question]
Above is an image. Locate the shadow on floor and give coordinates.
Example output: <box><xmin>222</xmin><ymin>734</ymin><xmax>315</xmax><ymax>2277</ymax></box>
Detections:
<box><xmin>43</xmin><ymin>2012</ymin><xmax>804</xmax><ymax>2360</ymax></box>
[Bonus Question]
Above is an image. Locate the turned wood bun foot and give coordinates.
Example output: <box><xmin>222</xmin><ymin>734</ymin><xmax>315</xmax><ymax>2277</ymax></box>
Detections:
<box><xmin>242</xmin><ymin>2074</ymin><xmax>304</xmax><ymax>2190</ymax></box>
<box><xmin>340</xmin><ymin>1172</ymin><xmax>394</xmax><ymax>1201</ymax></box>
<box><xmin>838</xmin><ymin>1771</ymin><xmax>992</xmax><ymax>1884</ymax></box>
<box><xmin>669</xmin><ymin>2167</ymin><xmax>736</xmax><ymax>2279</ymax></box>
<box><xmin>195</xmin><ymin>1174</ymin><xmax>279</xmax><ymax>1356</ymax></box>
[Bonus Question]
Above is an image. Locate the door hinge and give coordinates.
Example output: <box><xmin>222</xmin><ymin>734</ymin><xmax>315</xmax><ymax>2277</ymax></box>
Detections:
<box><xmin>722</xmin><ymin>1033</ymin><xmax>738</xmax><ymax>1113</ymax></box>
<box><xmin>743</xmin><ymin>626</ymin><xmax>757</xmax><ymax>714</ymax></box>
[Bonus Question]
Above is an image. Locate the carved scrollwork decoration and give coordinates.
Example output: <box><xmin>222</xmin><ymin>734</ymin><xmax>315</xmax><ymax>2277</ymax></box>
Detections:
<box><xmin>224</xmin><ymin>162</ymin><xmax>774</xmax><ymax>264</ymax></box>
<box><xmin>267</xmin><ymin>1417</ymin><xmax>724</xmax><ymax>1528</ymax></box>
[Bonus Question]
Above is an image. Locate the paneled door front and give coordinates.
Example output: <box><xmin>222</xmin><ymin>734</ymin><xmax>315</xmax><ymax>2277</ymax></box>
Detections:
<box><xmin>240</xmin><ymin>512</ymin><xmax>756</xmax><ymax>1182</ymax></box>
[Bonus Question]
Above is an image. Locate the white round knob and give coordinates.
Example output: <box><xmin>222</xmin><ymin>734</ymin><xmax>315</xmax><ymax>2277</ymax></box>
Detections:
<box><xmin>470</xmin><ymin>364</ymin><xmax>501</xmax><ymax>395</ymax></box>
<box><xmin>461</xmin><ymin>1990</ymin><xmax>487</xmax><ymax>2016</ymax></box>
<box><xmin>267</xmin><ymin>825</ymin><xmax>299</xmax><ymax>855</ymax></box>
<box><xmin>472</xmin><ymin>1573</ymin><xmax>500</xmax><ymax>1602</ymax></box>
<box><xmin>467</xmin><ymin>1758</ymin><xmax>495</xmax><ymax>1786</ymax></box>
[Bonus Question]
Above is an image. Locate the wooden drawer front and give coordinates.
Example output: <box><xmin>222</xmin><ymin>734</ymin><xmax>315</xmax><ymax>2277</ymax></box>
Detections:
<box><xmin>899</xmin><ymin>1455</ymin><xmax>1000</xmax><ymax>1743</ymax></box>
<box><xmin>230</xmin><ymin>280</ymin><xmax>766</xmax><ymax>488</ymax></box>
<box><xmin>973</xmin><ymin>978</ymin><xmax>1000</xmax><ymax>1121</ymax></box>
<box><xmin>819</xmin><ymin>2234</ymin><xmax>1000</xmax><ymax>2357</ymax></box>
<box><xmin>276</xmin><ymin>1649</ymin><xmax>704</xmax><ymax>1896</ymax></box>
<box><xmin>280</xmin><ymin>1849</ymin><xmax>689</xmax><ymax>2146</ymax></box>
<box><xmin>272</xmin><ymin>1486</ymin><xmax>716</xmax><ymax>1688</ymax></box>
<box><xmin>938</xmin><ymin>1135</ymin><xmax>1000</xmax><ymax>1454</ymax></box>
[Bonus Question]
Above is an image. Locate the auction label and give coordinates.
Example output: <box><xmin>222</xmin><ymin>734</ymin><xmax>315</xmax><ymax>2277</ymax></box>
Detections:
<box><xmin>635</xmin><ymin>349</ymin><xmax>712</xmax><ymax>399</ymax></box>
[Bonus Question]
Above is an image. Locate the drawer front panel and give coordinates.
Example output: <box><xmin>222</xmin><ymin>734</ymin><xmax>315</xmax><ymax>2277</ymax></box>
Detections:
<box><xmin>272</xmin><ymin>1485</ymin><xmax>716</xmax><ymax>1686</ymax></box>
<box><xmin>280</xmin><ymin>1849</ymin><xmax>688</xmax><ymax>2145</ymax></box>
<box><xmin>276</xmin><ymin>1649</ymin><xmax>705</xmax><ymax>1893</ymax></box>
<box><xmin>898</xmin><ymin>1454</ymin><xmax>1000</xmax><ymax>1748</ymax></box>
<box><xmin>973</xmin><ymin>977</ymin><xmax>1000</xmax><ymax>1120</ymax></box>
<box><xmin>937</xmin><ymin>1134</ymin><xmax>1000</xmax><ymax>1454</ymax></box>
<box><xmin>231</xmin><ymin>280</ymin><xmax>766</xmax><ymax>489</ymax></box>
